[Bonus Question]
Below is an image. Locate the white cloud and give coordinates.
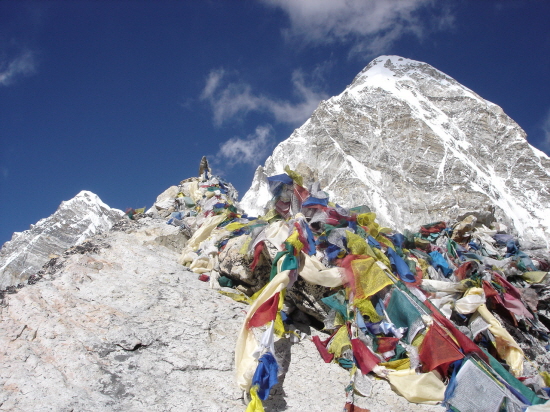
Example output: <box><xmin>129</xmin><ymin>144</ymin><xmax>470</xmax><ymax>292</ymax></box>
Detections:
<box><xmin>204</xmin><ymin>80</ymin><xmax>264</xmax><ymax>126</ymax></box>
<box><xmin>200</xmin><ymin>68</ymin><xmax>328</xmax><ymax>126</ymax></box>
<box><xmin>266</xmin><ymin>70</ymin><xmax>329</xmax><ymax>123</ymax></box>
<box><xmin>262</xmin><ymin>0</ymin><xmax>453</xmax><ymax>57</ymax></box>
<box><xmin>217</xmin><ymin>125</ymin><xmax>275</xmax><ymax>167</ymax></box>
<box><xmin>201</xmin><ymin>68</ymin><xmax>225</xmax><ymax>100</ymax></box>
<box><xmin>0</xmin><ymin>50</ymin><xmax>37</xmax><ymax>86</ymax></box>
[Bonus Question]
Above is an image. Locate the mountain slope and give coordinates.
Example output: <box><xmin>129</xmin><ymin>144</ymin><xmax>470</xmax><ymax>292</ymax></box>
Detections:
<box><xmin>0</xmin><ymin>217</ymin><xmax>441</xmax><ymax>412</ymax></box>
<box><xmin>242</xmin><ymin>56</ymin><xmax>550</xmax><ymax>249</ymax></box>
<box><xmin>0</xmin><ymin>191</ymin><xmax>123</xmax><ymax>289</ymax></box>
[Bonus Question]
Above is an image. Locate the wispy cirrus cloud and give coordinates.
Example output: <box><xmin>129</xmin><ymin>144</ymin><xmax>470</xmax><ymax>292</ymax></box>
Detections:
<box><xmin>201</xmin><ymin>68</ymin><xmax>225</xmax><ymax>101</ymax></box>
<box><xmin>262</xmin><ymin>0</ymin><xmax>453</xmax><ymax>57</ymax></box>
<box><xmin>200</xmin><ymin>68</ymin><xmax>328</xmax><ymax>126</ymax></box>
<box><xmin>216</xmin><ymin>125</ymin><xmax>275</xmax><ymax>167</ymax></box>
<box><xmin>0</xmin><ymin>50</ymin><xmax>37</xmax><ymax>86</ymax></box>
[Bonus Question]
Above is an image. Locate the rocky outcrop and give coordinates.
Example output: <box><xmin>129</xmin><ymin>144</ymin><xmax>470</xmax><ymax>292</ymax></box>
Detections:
<box><xmin>218</xmin><ymin>236</ymin><xmax>271</xmax><ymax>293</ymax></box>
<box><xmin>0</xmin><ymin>217</ymin><xmax>441</xmax><ymax>412</ymax></box>
<box><xmin>241</xmin><ymin>56</ymin><xmax>550</xmax><ymax>250</ymax></box>
<box><xmin>0</xmin><ymin>191</ymin><xmax>123</xmax><ymax>289</ymax></box>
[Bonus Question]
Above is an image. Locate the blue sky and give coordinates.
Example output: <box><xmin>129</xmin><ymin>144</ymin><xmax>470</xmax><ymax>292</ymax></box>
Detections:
<box><xmin>1</xmin><ymin>0</ymin><xmax>550</xmax><ymax>245</ymax></box>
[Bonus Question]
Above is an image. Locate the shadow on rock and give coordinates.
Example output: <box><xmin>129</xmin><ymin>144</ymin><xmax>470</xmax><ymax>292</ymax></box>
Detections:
<box><xmin>262</xmin><ymin>338</ymin><xmax>294</xmax><ymax>411</ymax></box>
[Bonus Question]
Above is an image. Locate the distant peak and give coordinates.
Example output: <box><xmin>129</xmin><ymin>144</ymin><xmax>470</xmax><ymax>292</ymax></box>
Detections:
<box><xmin>60</xmin><ymin>190</ymin><xmax>120</xmax><ymax>214</ymax></box>
<box><xmin>347</xmin><ymin>55</ymin><xmax>454</xmax><ymax>94</ymax></box>
<box><xmin>364</xmin><ymin>55</ymin><xmax>426</xmax><ymax>71</ymax></box>
<box><xmin>75</xmin><ymin>190</ymin><xmax>99</xmax><ymax>198</ymax></box>
<box><xmin>65</xmin><ymin>190</ymin><xmax>101</xmax><ymax>205</ymax></box>
<box><xmin>371</xmin><ymin>55</ymin><xmax>415</xmax><ymax>64</ymax></box>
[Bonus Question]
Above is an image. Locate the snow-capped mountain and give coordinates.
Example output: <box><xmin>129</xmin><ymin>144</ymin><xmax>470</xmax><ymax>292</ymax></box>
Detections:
<box><xmin>242</xmin><ymin>56</ymin><xmax>550</xmax><ymax>249</ymax></box>
<box><xmin>0</xmin><ymin>190</ymin><xmax>123</xmax><ymax>289</ymax></box>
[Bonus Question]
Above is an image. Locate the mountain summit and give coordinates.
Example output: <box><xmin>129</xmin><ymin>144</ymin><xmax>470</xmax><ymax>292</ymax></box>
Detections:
<box><xmin>0</xmin><ymin>190</ymin><xmax>123</xmax><ymax>288</ymax></box>
<box><xmin>242</xmin><ymin>56</ymin><xmax>550</xmax><ymax>249</ymax></box>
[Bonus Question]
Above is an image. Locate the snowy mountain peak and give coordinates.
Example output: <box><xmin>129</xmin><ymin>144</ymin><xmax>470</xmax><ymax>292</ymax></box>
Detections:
<box><xmin>350</xmin><ymin>56</ymin><xmax>445</xmax><ymax>88</ymax></box>
<box><xmin>64</xmin><ymin>190</ymin><xmax>110</xmax><ymax>207</ymax></box>
<box><xmin>0</xmin><ymin>191</ymin><xmax>123</xmax><ymax>289</ymax></box>
<box><xmin>353</xmin><ymin>55</ymin><xmax>429</xmax><ymax>81</ymax></box>
<box><xmin>242</xmin><ymin>55</ymin><xmax>550</xmax><ymax>249</ymax></box>
<box><xmin>355</xmin><ymin>55</ymin><xmax>447</xmax><ymax>78</ymax></box>
<box><xmin>346</xmin><ymin>56</ymin><xmax>489</xmax><ymax>114</ymax></box>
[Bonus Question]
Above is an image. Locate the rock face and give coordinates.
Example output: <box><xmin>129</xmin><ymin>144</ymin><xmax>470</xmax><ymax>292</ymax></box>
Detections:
<box><xmin>241</xmin><ymin>56</ymin><xmax>550</xmax><ymax>249</ymax></box>
<box><xmin>0</xmin><ymin>190</ymin><xmax>123</xmax><ymax>289</ymax></box>
<box><xmin>0</xmin><ymin>217</ymin><xmax>441</xmax><ymax>412</ymax></box>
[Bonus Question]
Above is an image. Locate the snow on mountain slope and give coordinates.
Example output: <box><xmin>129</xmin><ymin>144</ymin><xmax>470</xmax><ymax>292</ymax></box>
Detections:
<box><xmin>242</xmin><ymin>56</ymin><xmax>550</xmax><ymax>249</ymax></box>
<box><xmin>0</xmin><ymin>191</ymin><xmax>123</xmax><ymax>289</ymax></box>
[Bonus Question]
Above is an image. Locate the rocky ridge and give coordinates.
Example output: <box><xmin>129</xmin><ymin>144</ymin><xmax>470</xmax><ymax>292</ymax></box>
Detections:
<box><xmin>0</xmin><ymin>190</ymin><xmax>123</xmax><ymax>289</ymax></box>
<box><xmin>241</xmin><ymin>55</ymin><xmax>550</xmax><ymax>250</ymax></box>
<box><xmin>0</xmin><ymin>213</ymin><xmax>440</xmax><ymax>412</ymax></box>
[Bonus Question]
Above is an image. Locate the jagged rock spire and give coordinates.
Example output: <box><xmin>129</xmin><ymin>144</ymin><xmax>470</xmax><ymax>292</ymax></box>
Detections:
<box><xmin>199</xmin><ymin>156</ymin><xmax>210</xmax><ymax>181</ymax></box>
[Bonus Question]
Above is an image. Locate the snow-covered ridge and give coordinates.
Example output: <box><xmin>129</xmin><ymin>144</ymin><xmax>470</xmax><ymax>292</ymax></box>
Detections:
<box><xmin>242</xmin><ymin>55</ymin><xmax>550</xmax><ymax>249</ymax></box>
<box><xmin>0</xmin><ymin>190</ymin><xmax>123</xmax><ymax>288</ymax></box>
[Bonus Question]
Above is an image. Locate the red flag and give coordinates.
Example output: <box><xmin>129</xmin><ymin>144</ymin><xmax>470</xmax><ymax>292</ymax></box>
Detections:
<box><xmin>376</xmin><ymin>337</ymin><xmax>399</xmax><ymax>355</ymax></box>
<box><xmin>419</xmin><ymin>323</ymin><xmax>463</xmax><ymax>375</ymax></box>
<box><xmin>312</xmin><ymin>335</ymin><xmax>334</xmax><ymax>363</ymax></box>
<box><xmin>351</xmin><ymin>338</ymin><xmax>380</xmax><ymax>375</ymax></box>
<box><xmin>455</xmin><ymin>261</ymin><xmax>474</xmax><ymax>281</ymax></box>
<box><xmin>248</xmin><ymin>292</ymin><xmax>280</xmax><ymax>329</ymax></box>
<box><xmin>293</xmin><ymin>184</ymin><xmax>310</xmax><ymax>204</ymax></box>
<box><xmin>425</xmin><ymin>300</ymin><xmax>488</xmax><ymax>363</ymax></box>
<box><xmin>344</xmin><ymin>402</ymin><xmax>370</xmax><ymax>412</ymax></box>
<box><xmin>250</xmin><ymin>241</ymin><xmax>265</xmax><ymax>271</ymax></box>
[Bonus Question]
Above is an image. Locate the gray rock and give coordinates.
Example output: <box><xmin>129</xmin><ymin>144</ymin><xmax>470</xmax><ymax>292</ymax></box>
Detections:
<box><xmin>0</xmin><ymin>217</ymin><xmax>442</xmax><ymax>412</ymax></box>
<box><xmin>218</xmin><ymin>236</ymin><xmax>255</xmax><ymax>284</ymax></box>
<box><xmin>218</xmin><ymin>236</ymin><xmax>271</xmax><ymax>294</ymax></box>
<box><xmin>286</xmin><ymin>277</ymin><xmax>329</xmax><ymax>323</ymax></box>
